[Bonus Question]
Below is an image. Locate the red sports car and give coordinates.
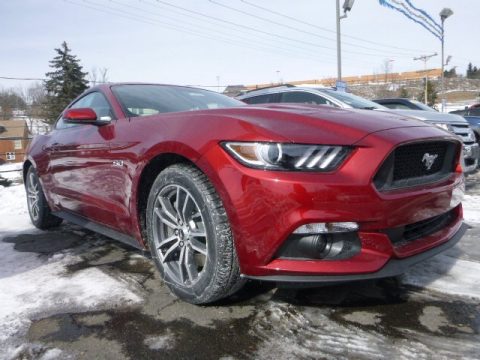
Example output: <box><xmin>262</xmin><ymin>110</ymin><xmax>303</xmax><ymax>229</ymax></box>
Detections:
<box><xmin>24</xmin><ymin>84</ymin><xmax>466</xmax><ymax>303</ymax></box>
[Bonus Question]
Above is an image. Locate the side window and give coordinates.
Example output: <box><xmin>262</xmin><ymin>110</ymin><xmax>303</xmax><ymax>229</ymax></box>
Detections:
<box><xmin>468</xmin><ymin>108</ymin><xmax>480</xmax><ymax>116</ymax></box>
<box><xmin>382</xmin><ymin>103</ymin><xmax>412</xmax><ymax>110</ymax></box>
<box><xmin>281</xmin><ymin>91</ymin><xmax>328</xmax><ymax>105</ymax></box>
<box><xmin>242</xmin><ymin>94</ymin><xmax>271</xmax><ymax>105</ymax></box>
<box><xmin>56</xmin><ymin>92</ymin><xmax>113</xmax><ymax>129</ymax></box>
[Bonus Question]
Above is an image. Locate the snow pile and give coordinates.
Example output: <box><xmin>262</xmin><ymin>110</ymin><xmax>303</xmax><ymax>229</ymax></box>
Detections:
<box><xmin>0</xmin><ymin>162</ymin><xmax>23</xmax><ymax>183</ymax></box>
<box><xmin>0</xmin><ymin>185</ymin><xmax>142</xmax><ymax>358</ymax></box>
<box><xmin>463</xmin><ymin>194</ymin><xmax>480</xmax><ymax>224</ymax></box>
<box><xmin>0</xmin><ymin>184</ymin><xmax>32</xmax><ymax>232</ymax></box>
<box><xmin>404</xmin><ymin>254</ymin><xmax>480</xmax><ymax>300</ymax></box>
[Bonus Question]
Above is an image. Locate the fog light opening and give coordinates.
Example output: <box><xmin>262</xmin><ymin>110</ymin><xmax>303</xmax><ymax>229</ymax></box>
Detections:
<box><xmin>277</xmin><ymin>222</ymin><xmax>361</xmax><ymax>260</ymax></box>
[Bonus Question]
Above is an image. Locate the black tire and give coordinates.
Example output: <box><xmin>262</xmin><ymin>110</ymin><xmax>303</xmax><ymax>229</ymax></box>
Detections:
<box><xmin>146</xmin><ymin>164</ymin><xmax>243</xmax><ymax>304</ymax></box>
<box><xmin>25</xmin><ymin>166</ymin><xmax>63</xmax><ymax>230</ymax></box>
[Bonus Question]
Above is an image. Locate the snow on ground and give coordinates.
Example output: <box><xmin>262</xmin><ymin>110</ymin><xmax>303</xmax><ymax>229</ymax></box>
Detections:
<box><xmin>403</xmin><ymin>179</ymin><xmax>480</xmax><ymax>300</ymax></box>
<box><xmin>0</xmin><ymin>175</ymin><xmax>479</xmax><ymax>358</ymax></box>
<box><xmin>0</xmin><ymin>185</ymin><xmax>142</xmax><ymax>359</ymax></box>
<box><xmin>0</xmin><ymin>162</ymin><xmax>23</xmax><ymax>183</ymax></box>
<box><xmin>463</xmin><ymin>193</ymin><xmax>480</xmax><ymax>224</ymax></box>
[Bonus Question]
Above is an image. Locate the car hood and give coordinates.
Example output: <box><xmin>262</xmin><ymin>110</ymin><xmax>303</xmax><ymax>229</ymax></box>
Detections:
<box><xmin>183</xmin><ymin>104</ymin><xmax>432</xmax><ymax>146</ymax></box>
<box><xmin>383</xmin><ymin>109</ymin><xmax>468</xmax><ymax>124</ymax></box>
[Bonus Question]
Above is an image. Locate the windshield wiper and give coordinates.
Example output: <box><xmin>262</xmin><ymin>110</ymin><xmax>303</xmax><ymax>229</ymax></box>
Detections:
<box><xmin>360</xmin><ymin>106</ymin><xmax>377</xmax><ymax>110</ymax></box>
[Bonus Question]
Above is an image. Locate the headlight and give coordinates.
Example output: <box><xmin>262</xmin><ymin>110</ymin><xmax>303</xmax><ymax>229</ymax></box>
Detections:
<box><xmin>431</xmin><ymin>123</ymin><xmax>452</xmax><ymax>132</ymax></box>
<box><xmin>222</xmin><ymin>142</ymin><xmax>352</xmax><ymax>171</ymax></box>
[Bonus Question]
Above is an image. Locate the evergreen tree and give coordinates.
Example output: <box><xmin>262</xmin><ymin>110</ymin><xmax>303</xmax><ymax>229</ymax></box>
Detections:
<box><xmin>416</xmin><ymin>80</ymin><xmax>438</xmax><ymax>108</ymax></box>
<box><xmin>444</xmin><ymin>67</ymin><xmax>457</xmax><ymax>78</ymax></box>
<box><xmin>44</xmin><ymin>42</ymin><xmax>88</xmax><ymax>123</ymax></box>
<box><xmin>399</xmin><ymin>87</ymin><xmax>409</xmax><ymax>98</ymax></box>
<box><xmin>467</xmin><ymin>63</ymin><xmax>473</xmax><ymax>78</ymax></box>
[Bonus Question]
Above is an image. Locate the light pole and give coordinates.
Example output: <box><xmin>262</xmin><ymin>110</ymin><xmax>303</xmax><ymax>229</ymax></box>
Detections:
<box><xmin>336</xmin><ymin>0</ymin><xmax>355</xmax><ymax>81</ymax></box>
<box><xmin>413</xmin><ymin>53</ymin><xmax>437</xmax><ymax>104</ymax></box>
<box><xmin>440</xmin><ymin>8</ymin><xmax>453</xmax><ymax>112</ymax></box>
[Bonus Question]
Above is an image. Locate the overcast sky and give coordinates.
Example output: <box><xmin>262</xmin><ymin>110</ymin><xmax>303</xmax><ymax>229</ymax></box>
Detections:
<box><xmin>1</xmin><ymin>0</ymin><xmax>478</xmax><ymax>91</ymax></box>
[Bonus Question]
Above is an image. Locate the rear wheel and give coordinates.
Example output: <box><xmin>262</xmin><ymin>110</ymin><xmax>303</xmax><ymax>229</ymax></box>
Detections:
<box><xmin>25</xmin><ymin>167</ymin><xmax>62</xmax><ymax>229</ymax></box>
<box><xmin>146</xmin><ymin>164</ymin><xmax>243</xmax><ymax>304</ymax></box>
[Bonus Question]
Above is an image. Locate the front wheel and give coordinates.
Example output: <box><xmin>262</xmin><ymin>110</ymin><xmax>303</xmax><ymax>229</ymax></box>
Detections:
<box><xmin>25</xmin><ymin>167</ymin><xmax>63</xmax><ymax>229</ymax></box>
<box><xmin>146</xmin><ymin>164</ymin><xmax>243</xmax><ymax>304</ymax></box>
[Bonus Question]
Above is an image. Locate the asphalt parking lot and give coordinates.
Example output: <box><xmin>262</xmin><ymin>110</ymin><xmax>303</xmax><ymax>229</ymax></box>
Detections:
<box><xmin>1</xmin><ymin>174</ymin><xmax>479</xmax><ymax>360</ymax></box>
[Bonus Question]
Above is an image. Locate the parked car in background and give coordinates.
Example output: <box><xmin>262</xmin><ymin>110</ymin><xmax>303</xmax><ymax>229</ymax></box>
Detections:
<box><xmin>237</xmin><ymin>87</ymin><xmax>479</xmax><ymax>174</ymax></box>
<box><xmin>450</xmin><ymin>105</ymin><xmax>480</xmax><ymax>147</ymax></box>
<box><xmin>372</xmin><ymin>98</ymin><xmax>480</xmax><ymax>169</ymax></box>
<box><xmin>450</xmin><ymin>103</ymin><xmax>480</xmax><ymax>117</ymax></box>
<box><xmin>373</xmin><ymin>98</ymin><xmax>436</xmax><ymax>111</ymax></box>
<box><xmin>25</xmin><ymin>83</ymin><xmax>467</xmax><ymax>304</ymax></box>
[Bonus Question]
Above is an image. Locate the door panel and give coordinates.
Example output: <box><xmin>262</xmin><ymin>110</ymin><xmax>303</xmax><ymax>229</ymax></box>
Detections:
<box><xmin>45</xmin><ymin>91</ymin><xmax>121</xmax><ymax>228</ymax></box>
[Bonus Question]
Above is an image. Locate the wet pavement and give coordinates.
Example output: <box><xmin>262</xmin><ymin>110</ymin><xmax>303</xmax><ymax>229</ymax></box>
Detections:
<box><xmin>3</xmin><ymin>174</ymin><xmax>480</xmax><ymax>359</ymax></box>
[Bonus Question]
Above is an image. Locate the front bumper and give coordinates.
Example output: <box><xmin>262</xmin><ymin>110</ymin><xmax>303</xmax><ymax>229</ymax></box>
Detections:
<box><xmin>463</xmin><ymin>143</ymin><xmax>479</xmax><ymax>174</ymax></box>
<box><xmin>200</xmin><ymin>127</ymin><xmax>465</xmax><ymax>278</ymax></box>
<box><xmin>242</xmin><ymin>222</ymin><xmax>467</xmax><ymax>284</ymax></box>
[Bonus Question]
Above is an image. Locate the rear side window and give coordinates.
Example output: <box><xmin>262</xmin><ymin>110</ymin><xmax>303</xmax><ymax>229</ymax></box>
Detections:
<box><xmin>469</xmin><ymin>108</ymin><xmax>480</xmax><ymax>116</ymax></box>
<box><xmin>381</xmin><ymin>102</ymin><xmax>413</xmax><ymax>110</ymax></box>
<box><xmin>281</xmin><ymin>91</ymin><xmax>328</xmax><ymax>105</ymax></box>
<box><xmin>243</xmin><ymin>94</ymin><xmax>275</xmax><ymax>104</ymax></box>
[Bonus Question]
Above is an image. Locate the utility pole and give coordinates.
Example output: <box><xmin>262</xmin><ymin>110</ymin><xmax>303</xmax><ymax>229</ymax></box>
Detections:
<box><xmin>336</xmin><ymin>0</ymin><xmax>355</xmax><ymax>81</ymax></box>
<box><xmin>413</xmin><ymin>53</ymin><xmax>437</xmax><ymax>104</ymax></box>
<box><xmin>439</xmin><ymin>8</ymin><xmax>453</xmax><ymax>112</ymax></box>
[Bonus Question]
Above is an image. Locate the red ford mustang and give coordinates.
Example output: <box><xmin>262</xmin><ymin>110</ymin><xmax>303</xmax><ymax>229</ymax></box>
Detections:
<box><xmin>24</xmin><ymin>84</ymin><xmax>467</xmax><ymax>303</ymax></box>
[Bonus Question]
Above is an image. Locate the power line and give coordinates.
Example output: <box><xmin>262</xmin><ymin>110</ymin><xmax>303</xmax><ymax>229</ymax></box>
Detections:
<box><xmin>208</xmin><ymin>0</ymin><xmax>421</xmax><ymax>58</ymax></box>
<box><xmin>240</xmin><ymin>0</ymin><xmax>433</xmax><ymax>54</ymax></box>
<box><xmin>103</xmin><ymin>0</ymin><xmax>341</xmax><ymax>63</ymax></box>
<box><xmin>149</xmin><ymin>0</ymin><xmax>387</xmax><ymax>58</ymax></box>
<box><xmin>67</xmin><ymin>0</ymin><xmax>344</xmax><ymax>66</ymax></box>
<box><xmin>0</xmin><ymin>76</ymin><xmax>45</xmax><ymax>81</ymax></box>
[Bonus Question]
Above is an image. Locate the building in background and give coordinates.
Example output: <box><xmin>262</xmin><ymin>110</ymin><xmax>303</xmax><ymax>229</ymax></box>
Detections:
<box><xmin>0</xmin><ymin>120</ymin><xmax>31</xmax><ymax>163</ymax></box>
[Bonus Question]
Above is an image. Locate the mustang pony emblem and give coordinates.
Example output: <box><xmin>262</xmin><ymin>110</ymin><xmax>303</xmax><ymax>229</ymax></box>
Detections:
<box><xmin>422</xmin><ymin>153</ymin><xmax>438</xmax><ymax>170</ymax></box>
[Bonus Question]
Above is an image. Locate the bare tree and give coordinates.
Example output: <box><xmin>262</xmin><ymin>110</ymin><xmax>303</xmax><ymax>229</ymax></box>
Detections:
<box><xmin>88</xmin><ymin>67</ymin><xmax>109</xmax><ymax>86</ymax></box>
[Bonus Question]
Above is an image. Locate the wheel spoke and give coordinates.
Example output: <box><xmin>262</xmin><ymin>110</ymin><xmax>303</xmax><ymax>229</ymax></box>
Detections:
<box><xmin>181</xmin><ymin>194</ymin><xmax>191</xmax><ymax>222</ymax></box>
<box><xmin>154</xmin><ymin>207</ymin><xmax>177</xmax><ymax>229</ymax></box>
<box><xmin>190</xmin><ymin>230</ymin><xmax>206</xmax><ymax>238</ymax></box>
<box><xmin>162</xmin><ymin>239</ymin><xmax>180</xmax><ymax>263</ymax></box>
<box><xmin>158</xmin><ymin>234</ymin><xmax>178</xmax><ymax>248</ymax></box>
<box><xmin>158</xmin><ymin>196</ymin><xmax>178</xmax><ymax>223</ymax></box>
<box><xmin>32</xmin><ymin>204</ymin><xmax>39</xmax><ymax>218</ymax></box>
<box><xmin>178</xmin><ymin>245</ymin><xmax>186</xmax><ymax>283</ymax></box>
<box><xmin>174</xmin><ymin>186</ymin><xmax>181</xmax><ymax>218</ymax></box>
<box><xmin>190</xmin><ymin>238</ymin><xmax>207</xmax><ymax>256</ymax></box>
<box><xmin>185</xmin><ymin>246</ymin><xmax>197</xmax><ymax>282</ymax></box>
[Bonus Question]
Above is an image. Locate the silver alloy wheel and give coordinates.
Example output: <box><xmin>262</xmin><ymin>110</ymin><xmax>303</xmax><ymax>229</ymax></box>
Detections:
<box><xmin>26</xmin><ymin>172</ymin><xmax>40</xmax><ymax>221</ymax></box>
<box><xmin>152</xmin><ymin>184</ymin><xmax>208</xmax><ymax>286</ymax></box>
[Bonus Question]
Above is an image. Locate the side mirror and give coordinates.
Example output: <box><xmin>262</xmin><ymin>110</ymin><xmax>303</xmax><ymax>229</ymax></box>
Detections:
<box><xmin>63</xmin><ymin>108</ymin><xmax>111</xmax><ymax>125</ymax></box>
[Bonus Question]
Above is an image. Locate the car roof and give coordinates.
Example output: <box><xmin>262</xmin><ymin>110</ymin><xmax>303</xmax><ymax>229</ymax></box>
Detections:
<box><xmin>237</xmin><ymin>85</ymin><xmax>334</xmax><ymax>99</ymax></box>
<box><xmin>86</xmin><ymin>82</ymin><xmax>220</xmax><ymax>95</ymax></box>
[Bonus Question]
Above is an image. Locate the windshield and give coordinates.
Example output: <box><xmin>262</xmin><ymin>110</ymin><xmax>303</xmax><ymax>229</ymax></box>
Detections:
<box><xmin>318</xmin><ymin>89</ymin><xmax>387</xmax><ymax>110</ymax></box>
<box><xmin>409</xmin><ymin>99</ymin><xmax>437</xmax><ymax>112</ymax></box>
<box><xmin>112</xmin><ymin>84</ymin><xmax>244</xmax><ymax>116</ymax></box>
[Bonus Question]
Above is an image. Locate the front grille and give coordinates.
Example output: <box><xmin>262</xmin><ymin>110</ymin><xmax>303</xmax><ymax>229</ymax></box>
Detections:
<box><xmin>374</xmin><ymin>141</ymin><xmax>458</xmax><ymax>191</ymax></box>
<box><xmin>385</xmin><ymin>208</ymin><xmax>457</xmax><ymax>247</ymax></box>
<box><xmin>451</xmin><ymin>124</ymin><xmax>476</xmax><ymax>145</ymax></box>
